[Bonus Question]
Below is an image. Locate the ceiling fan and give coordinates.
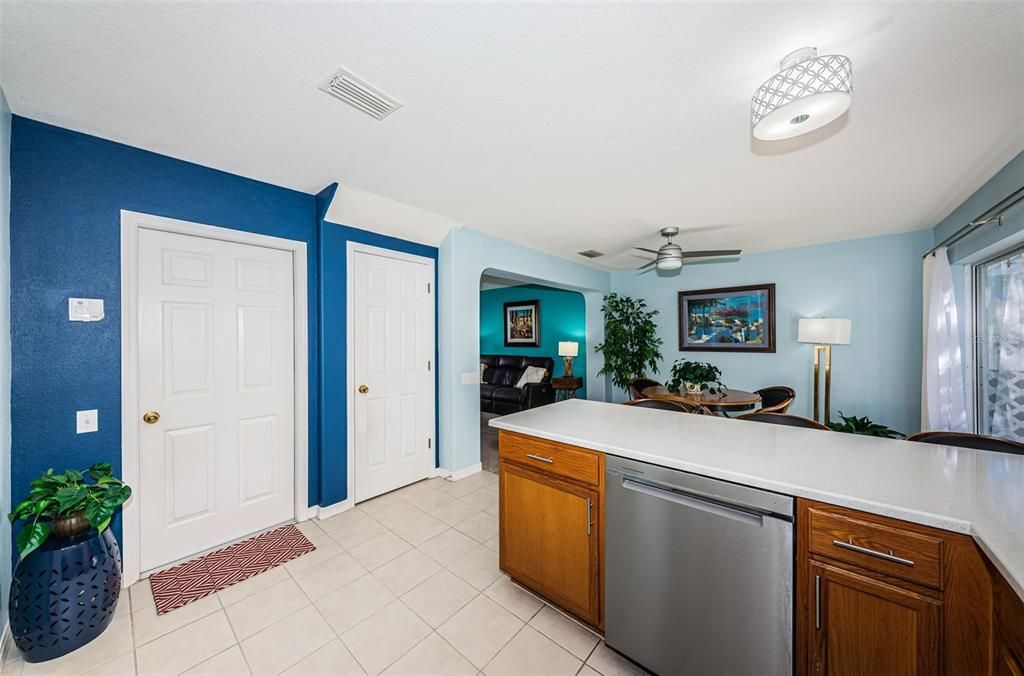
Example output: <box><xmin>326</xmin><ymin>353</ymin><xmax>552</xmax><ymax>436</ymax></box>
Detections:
<box><xmin>634</xmin><ymin>227</ymin><xmax>741</xmax><ymax>272</ymax></box>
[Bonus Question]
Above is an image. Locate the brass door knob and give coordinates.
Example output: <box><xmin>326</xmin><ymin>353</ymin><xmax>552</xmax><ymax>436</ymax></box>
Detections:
<box><xmin>358</xmin><ymin>385</ymin><xmax>369</xmax><ymax>394</ymax></box>
<box><xmin>142</xmin><ymin>410</ymin><xmax>161</xmax><ymax>424</ymax></box>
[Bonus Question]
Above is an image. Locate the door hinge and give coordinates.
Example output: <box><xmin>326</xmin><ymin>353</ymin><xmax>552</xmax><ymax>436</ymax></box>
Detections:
<box><xmin>427</xmin><ymin>360</ymin><xmax>432</xmax><ymax>371</ymax></box>
<box><xmin>428</xmin><ymin>438</ymin><xmax>432</xmax><ymax>449</ymax></box>
<box><xmin>427</xmin><ymin>282</ymin><xmax>431</xmax><ymax>293</ymax></box>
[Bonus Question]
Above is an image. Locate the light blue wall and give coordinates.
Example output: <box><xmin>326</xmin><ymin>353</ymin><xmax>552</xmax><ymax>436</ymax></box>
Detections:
<box><xmin>439</xmin><ymin>227</ymin><xmax>611</xmax><ymax>472</ymax></box>
<box><xmin>934</xmin><ymin>151</ymin><xmax>1024</xmax><ymax>263</ymax></box>
<box><xmin>480</xmin><ymin>284</ymin><xmax>587</xmax><ymax>397</ymax></box>
<box><xmin>611</xmin><ymin>230</ymin><xmax>933</xmax><ymax>435</ymax></box>
<box><xmin>0</xmin><ymin>88</ymin><xmax>12</xmax><ymax>638</ymax></box>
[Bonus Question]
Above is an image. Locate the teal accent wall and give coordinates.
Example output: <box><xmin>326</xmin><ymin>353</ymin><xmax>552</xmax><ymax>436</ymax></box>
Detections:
<box><xmin>0</xmin><ymin>87</ymin><xmax>12</xmax><ymax>637</ymax></box>
<box><xmin>611</xmin><ymin>230</ymin><xmax>933</xmax><ymax>435</ymax></box>
<box><xmin>480</xmin><ymin>284</ymin><xmax>587</xmax><ymax>397</ymax></box>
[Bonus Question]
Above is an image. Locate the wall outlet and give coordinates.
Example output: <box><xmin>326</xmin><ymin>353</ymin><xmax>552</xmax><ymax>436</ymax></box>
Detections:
<box><xmin>461</xmin><ymin>372</ymin><xmax>479</xmax><ymax>385</ymax></box>
<box><xmin>76</xmin><ymin>409</ymin><xmax>99</xmax><ymax>434</ymax></box>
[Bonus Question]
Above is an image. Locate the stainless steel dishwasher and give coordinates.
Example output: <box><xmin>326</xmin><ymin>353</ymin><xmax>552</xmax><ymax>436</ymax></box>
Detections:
<box><xmin>605</xmin><ymin>455</ymin><xmax>794</xmax><ymax>675</ymax></box>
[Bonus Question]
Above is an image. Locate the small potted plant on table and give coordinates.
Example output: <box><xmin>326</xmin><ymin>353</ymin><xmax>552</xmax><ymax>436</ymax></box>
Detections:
<box><xmin>8</xmin><ymin>463</ymin><xmax>132</xmax><ymax>662</ymax></box>
<box><xmin>667</xmin><ymin>359</ymin><xmax>726</xmax><ymax>395</ymax></box>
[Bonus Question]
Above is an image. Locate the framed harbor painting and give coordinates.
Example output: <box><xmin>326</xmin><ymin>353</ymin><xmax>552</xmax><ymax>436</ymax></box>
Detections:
<box><xmin>678</xmin><ymin>283</ymin><xmax>775</xmax><ymax>353</ymax></box>
<box><xmin>504</xmin><ymin>300</ymin><xmax>540</xmax><ymax>347</ymax></box>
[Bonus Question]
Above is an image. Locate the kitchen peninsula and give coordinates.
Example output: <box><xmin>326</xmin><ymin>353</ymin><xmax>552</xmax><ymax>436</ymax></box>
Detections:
<box><xmin>491</xmin><ymin>399</ymin><xmax>1024</xmax><ymax>675</ymax></box>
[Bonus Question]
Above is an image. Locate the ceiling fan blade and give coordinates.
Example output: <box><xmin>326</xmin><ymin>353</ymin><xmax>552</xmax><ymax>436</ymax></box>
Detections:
<box><xmin>633</xmin><ymin>247</ymin><xmax>662</xmax><ymax>255</ymax></box>
<box><xmin>636</xmin><ymin>259</ymin><xmax>657</xmax><ymax>270</ymax></box>
<box><xmin>679</xmin><ymin>249</ymin><xmax>742</xmax><ymax>258</ymax></box>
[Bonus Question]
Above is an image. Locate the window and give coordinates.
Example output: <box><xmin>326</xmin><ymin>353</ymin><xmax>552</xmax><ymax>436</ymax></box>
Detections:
<box><xmin>974</xmin><ymin>245</ymin><xmax>1024</xmax><ymax>441</ymax></box>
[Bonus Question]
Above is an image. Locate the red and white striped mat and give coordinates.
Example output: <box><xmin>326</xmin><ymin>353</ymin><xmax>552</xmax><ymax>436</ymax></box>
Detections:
<box><xmin>149</xmin><ymin>524</ymin><xmax>315</xmax><ymax>615</ymax></box>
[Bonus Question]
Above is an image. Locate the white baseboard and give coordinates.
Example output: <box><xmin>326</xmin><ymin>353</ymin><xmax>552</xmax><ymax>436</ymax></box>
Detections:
<box><xmin>431</xmin><ymin>466</ymin><xmax>451</xmax><ymax>479</ymax></box>
<box><xmin>448</xmin><ymin>463</ymin><xmax>482</xmax><ymax>481</ymax></box>
<box><xmin>313</xmin><ymin>499</ymin><xmax>353</xmax><ymax>520</ymax></box>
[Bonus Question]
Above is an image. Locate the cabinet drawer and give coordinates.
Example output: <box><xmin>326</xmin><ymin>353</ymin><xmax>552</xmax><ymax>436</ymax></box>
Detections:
<box><xmin>499</xmin><ymin>431</ymin><xmax>601</xmax><ymax>486</ymax></box>
<box><xmin>808</xmin><ymin>506</ymin><xmax>943</xmax><ymax>589</ymax></box>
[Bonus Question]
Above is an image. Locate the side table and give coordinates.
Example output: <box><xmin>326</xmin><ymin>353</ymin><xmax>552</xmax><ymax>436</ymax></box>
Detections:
<box><xmin>551</xmin><ymin>376</ymin><xmax>583</xmax><ymax>401</ymax></box>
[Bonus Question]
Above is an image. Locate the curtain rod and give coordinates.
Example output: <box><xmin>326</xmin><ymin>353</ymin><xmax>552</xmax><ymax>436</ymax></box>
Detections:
<box><xmin>924</xmin><ymin>185</ymin><xmax>1024</xmax><ymax>258</ymax></box>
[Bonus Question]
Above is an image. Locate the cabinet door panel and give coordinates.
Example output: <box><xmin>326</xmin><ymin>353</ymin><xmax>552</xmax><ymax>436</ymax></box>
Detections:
<box><xmin>809</xmin><ymin>561</ymin><xmax>941</xmax><ymax>676</ymax></box>
<box><xmin>499</xmin><ymin>461</ymin><xmax>598</xmax><ymax>624</ymax></box>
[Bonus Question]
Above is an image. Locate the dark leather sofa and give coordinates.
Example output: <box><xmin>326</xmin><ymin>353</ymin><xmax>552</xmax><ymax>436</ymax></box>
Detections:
<box><xmin>480</xmin><ymin>355</ymin><xmax>555</xmax><ymax>414</ymax></box>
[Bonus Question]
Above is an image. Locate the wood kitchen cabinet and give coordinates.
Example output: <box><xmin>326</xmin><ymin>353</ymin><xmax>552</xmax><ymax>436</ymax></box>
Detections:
<box><xmin>807</xmin><ymin>559</ymin><xmax>941</xmax><ymax>675</ymax></box>
<box><xmin>995</xmin><ymin>570</ymin><xmax>1024</xmax><ymax>676</ymax></box>
<box><xmin>797</xmin><ymin>499</ymin><xmax>1021</xmax><ymax>676</ymax></box>
<box><xmin>498</xmin><ymin>430</ymin><xmax>604</xmax><ymax>629</ymax></box>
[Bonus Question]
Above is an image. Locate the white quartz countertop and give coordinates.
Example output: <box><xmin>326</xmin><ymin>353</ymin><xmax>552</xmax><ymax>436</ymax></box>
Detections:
<box><xmin>490</xmin><ymin>399</ymin><xmax>1024</xmax><ymax>600</ymax></box>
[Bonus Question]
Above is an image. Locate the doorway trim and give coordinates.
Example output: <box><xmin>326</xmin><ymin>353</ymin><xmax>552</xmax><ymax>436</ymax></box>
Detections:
<box><xmin>345</xmin><ymin>241</ymin><xmax>437</xmax><ymax>507</ymax></box>
<box><xmin>120</xmin><ymin>210</ymin><xmax>309</xmax><ymax>586</ymax></box>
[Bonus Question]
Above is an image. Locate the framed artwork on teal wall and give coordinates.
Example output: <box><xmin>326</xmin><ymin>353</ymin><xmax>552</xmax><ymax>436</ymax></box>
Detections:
<box><xmin>678</xmin><ymin>283</ymin><xmax>776</xmax><ymax>353</ymax></box>
<box><xmin>504</xmin><ymin>299</ymin><xmax>540</xmax><ymax>347</ymax></box>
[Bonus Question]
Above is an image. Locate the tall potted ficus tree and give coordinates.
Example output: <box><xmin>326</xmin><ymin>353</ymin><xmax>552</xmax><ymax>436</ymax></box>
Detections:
<box><xmin>594</xmin><ymin>293</ymin><xmax>664</xmax><ymax>394</ymax></box>
<box><xmin>8</xmin><ymin>463</ymin><xmax>131</xmax><ymax>662</ymax></box>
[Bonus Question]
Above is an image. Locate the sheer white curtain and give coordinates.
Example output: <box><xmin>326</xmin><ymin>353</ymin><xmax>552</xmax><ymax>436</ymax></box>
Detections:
<box><xmin>921</xmin><ymin>247</ymin><xmax>968</xmax><ymax>431</ymax></box>
<box><xmin>987</xmin><ymin>258</ymin><xmax>1024</xmax><ymax>437</ymax></box>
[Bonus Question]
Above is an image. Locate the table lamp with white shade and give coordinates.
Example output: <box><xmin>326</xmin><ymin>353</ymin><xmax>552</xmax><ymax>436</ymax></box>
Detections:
<box><xmin>558</xmin><ymin>341</ymin><xmax>579</xmax><ymax>378</ymax></box>
<box><xmin>797</xmin><ymin>318</ymin><xmax>852</xmax><ymax>425</ymax></box>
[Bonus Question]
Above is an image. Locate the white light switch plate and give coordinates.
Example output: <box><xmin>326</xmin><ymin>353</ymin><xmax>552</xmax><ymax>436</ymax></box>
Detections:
<box><xmin>69</xmin><ymin>298</ymin><xmax>104</xmax><ymax>322</ymax></box>
<box><xmin>461</xmin><ymin>372</ymin><xmax>479</xmax><ymax>385</ymax></box>
<box><xmin>76</xmin><ymin>409</ymin><xmax>99</xmax><ymax>434</ymax></box>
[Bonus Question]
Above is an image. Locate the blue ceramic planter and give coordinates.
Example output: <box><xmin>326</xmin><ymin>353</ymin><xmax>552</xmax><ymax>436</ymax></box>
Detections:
<box><xmin>9</xmin><ymin>529</ymin><xmax>122</xmax><ymax>663</ymax></box>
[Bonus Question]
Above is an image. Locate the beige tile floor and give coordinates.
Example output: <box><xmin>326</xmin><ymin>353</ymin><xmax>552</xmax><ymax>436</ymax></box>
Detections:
<box><xmin>2</xmin><ymin>472</ymin><xmax>648</xmax><ymax>676</ymax></box>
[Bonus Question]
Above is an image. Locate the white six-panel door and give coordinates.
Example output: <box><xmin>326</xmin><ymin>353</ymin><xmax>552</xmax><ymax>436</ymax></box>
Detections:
<box><xmin>137</xmin><ymin>228</ymin><xmax>295</xmax><ymax>572</ymax></box>
<box><xmin>352</xmin><ymin>249</ymin><xmax>435</xmax><ymax>502</ymax></box>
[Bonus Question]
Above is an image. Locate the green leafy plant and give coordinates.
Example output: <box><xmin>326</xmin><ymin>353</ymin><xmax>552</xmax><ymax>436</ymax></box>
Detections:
<box><xmin>8</xmin><ymin>463</ymin><xmax>132</xmax><ymax>560</ymax></box>
<box><xmin>666</xmin><ymin>360</ymin><xmax>726</xmax><ymax>394</ymax></box>
<box><xmin>594</xmin><ymin>293</ymin><xmax>663</xmax><ymax>393</ymax></box>
<box><xmin>827</xmin><ymin>412</ymin><xmax>904</xmax><ymax>439</ymax></box>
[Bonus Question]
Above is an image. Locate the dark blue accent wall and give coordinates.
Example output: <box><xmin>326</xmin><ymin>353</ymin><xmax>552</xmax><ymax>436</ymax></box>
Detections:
<box><xmin>8</xmin><ymin>117</ymin><xmax>440</xmax><ymax>565</ymax></box>
<box><xmin>8</xmin><ymin>117</ymin><xmax>321</xmax><ymax>550</ymax></box>
<box><xmin>317</xmin><ymin>200</ymin><xmax>439</xmax><ymax>506</ymax></box>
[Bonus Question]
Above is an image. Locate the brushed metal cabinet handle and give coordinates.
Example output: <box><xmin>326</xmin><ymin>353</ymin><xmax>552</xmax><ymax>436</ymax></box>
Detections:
<box><xmin>831</xmin><ymin>538</ymin><xmax>915</xmax><ymax>567</ymax></box>
<box><xmin>814</xmin><ymin>574</ymin><xmax>821</xmax><ymax>630</ymax></box>
<box><xmin>586</xmin><ymin>498</ymin><xmax>592</xmax><ymax>536</ymax></box>
<box><xmin>526</xmin><ymin>453</ymin><xmax>554</xmax><ymax>464</ymax></box>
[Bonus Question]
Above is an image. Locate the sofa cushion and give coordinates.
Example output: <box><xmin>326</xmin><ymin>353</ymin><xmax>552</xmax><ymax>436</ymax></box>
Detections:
<box><xmin>480</xmin><ymin>384</ymin><xmax>499</xmax><ymax>400</ymax></box>
<box><xmin>492</xmin><ymin>386</ymin><xmax>524</xmax><ymax>403</ymax></box>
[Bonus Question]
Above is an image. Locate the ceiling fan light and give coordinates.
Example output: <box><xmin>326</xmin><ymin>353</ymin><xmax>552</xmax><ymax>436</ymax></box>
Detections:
<box><xmin>751</xmin><ymin>47</ymin><xmax>852</xmax><ymax>141</ymax></box>
<box><xmin>657</xmin><ymin>258</ymin><xmax>683</xmax><ymax>271</ymax></box>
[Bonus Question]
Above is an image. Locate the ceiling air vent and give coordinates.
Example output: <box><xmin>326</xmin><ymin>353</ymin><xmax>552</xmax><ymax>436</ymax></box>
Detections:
<box><xmin>577</xmin><ymin>249</ymin><xmax>605</xmax><ymax>259</ymax></box>
<box><xmin>319</xmin><ymin>67</ymin><xmax>402</xmax><ymax>121</ymax></box>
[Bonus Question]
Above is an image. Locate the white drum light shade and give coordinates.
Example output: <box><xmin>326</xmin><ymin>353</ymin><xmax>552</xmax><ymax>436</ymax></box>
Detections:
<box><xmin>558</xmin><ymin>341</ymin><xmax>579</xmax><ymax>358</ymax></box>
<box><xmin>752</xmin><ymin>47</ymin><xmax>853</xmax><ymax>141</ymax></box>
<box><xmin>657</xmin><ymin>258</ymin><xmax>683</xmax><ymax>272</ymax></box>
<box><xmin>798</xmin><ymin>318</ymin><xmax>852</xmax><ymax>345</ymax></box>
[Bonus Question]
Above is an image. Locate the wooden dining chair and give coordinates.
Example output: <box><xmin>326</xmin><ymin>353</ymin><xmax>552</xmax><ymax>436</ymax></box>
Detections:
<box><xmin>628</xmin><ymin>377</ymin><xmax>662</xmax><ymax>400</ymax></box>
<box><xmin>624</xmin><ymin>398</ymin><xmax>699</xmax><ymax>414</ymax></box>
<box><xmin>905</xmin><ymin>431</ymin><xmax>1024</xmax><ymax>456</ymax></box>
<box><xmin>754</xmin><ymin>386</ymin><xmax>796</xmax><ymax>414</ymax></box>
<box><xmin>737</xmin><ymin>411</ymin><xmax>830</xmax><ymax>430</ymax></box>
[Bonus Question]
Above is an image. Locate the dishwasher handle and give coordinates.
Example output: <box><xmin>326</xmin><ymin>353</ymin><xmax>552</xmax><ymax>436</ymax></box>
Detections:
<box><xmin>621</xmin><ymin>477</ymin><xmax>765</xmax><ymax>527</ymax></box>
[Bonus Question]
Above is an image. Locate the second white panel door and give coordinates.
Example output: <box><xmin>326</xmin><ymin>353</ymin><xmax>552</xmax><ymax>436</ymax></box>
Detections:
<box><xmin>352</xmin><ymin>249</ymin><xmax>435</xmax><ymax>502</ymax></box>
<box><xmin>137</xmin><ymin>228</ymin><xmax>295</xmax><ymax>572</ymax></box>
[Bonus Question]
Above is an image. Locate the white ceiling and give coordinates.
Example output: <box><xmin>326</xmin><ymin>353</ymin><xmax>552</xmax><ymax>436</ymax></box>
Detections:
<box><xmin>2</xmin><ymin>2</ymin><xmax>1022</xmax><ymax>269</ymax></box>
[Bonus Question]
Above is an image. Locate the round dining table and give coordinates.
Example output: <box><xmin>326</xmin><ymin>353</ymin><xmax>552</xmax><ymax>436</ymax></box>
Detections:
<box><xmin>640</xmin><ymin>385</ymin><xmax>761</xmax><ymax>415</ymax></box>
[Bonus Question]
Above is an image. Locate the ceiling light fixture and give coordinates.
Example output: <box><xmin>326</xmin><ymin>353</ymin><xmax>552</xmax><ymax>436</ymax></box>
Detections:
<box><xmin>751</xmin><ymin>47</ymin><xmax>852</xmax><ymax>141</ymax></box>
